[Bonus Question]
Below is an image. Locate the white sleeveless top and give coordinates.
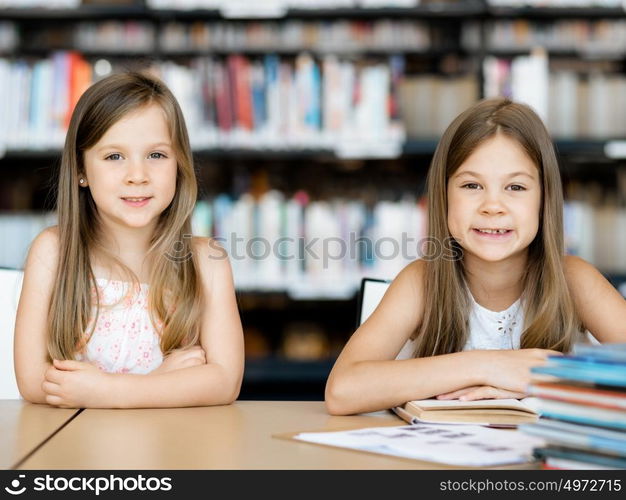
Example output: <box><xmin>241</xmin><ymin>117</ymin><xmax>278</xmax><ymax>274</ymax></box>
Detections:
<box><xmin>75</xmin><ymin>278</ymin><xmax>164</xmax><ymax>374</ymax></box>
<box><xmin>396</xmin><ymin>295</ymin><xmax>524</xmax><ymax>360</ymax></box>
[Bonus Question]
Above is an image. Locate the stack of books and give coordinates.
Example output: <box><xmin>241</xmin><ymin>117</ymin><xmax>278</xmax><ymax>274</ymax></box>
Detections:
<box><xmin>520</xmin><ymin>343</ymin><xmax>626</xmax><ymax>470</ymax></box>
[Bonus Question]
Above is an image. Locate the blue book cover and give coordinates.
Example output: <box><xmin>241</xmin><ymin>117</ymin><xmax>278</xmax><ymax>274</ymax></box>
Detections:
<box><xmin>264</xmin><ymin>55</ymin><xmax>279</xmax><ymax>88</ymax></box>
<box><xmin>307</xmin><ymin>58</ymin><xmax>321</xmax><ymax>131</ymax></box>
<box><xmin>212</xmin><ymin>194</ymin><xmax>233</xmax><ymax>241</ymax></box>
<box><xmin>547</xmin><ymin>355</ymin><xmax>626</xmax><ymax>368</ymax></box>
<box><xmin>29</xmin><ymin>61</ymin><xmax>43</xmax><ymax>131</ymax></box>
<box><xmin>251</xmin><ymin>63</ymin><xmax>266</xmax><ymax>131</ymax></box>
<box><xmin>51</xmin><ymin>51</ymin><xmax>69</xmax><ymax>129</ymax></box>
<box><xmin>532</xmin><ymin>364</ymin><xmax>626</xmax><ymax>388</ymax></box>
<box><xmin>520</xmin><ymin>420</ymin><xmax>626</xmax><ymax>456</ymax></box>
<box><xmin>534</xmin><ymin>446</ymin><xmax>626</xmax><ymax>469</ymax></box>
<box><xmin>573</xmin><ymin>343</ymin><xmax>626</xmax><ymax>363</ymax></box>
<box><xmin>536</xmin><ymin>399</ymin><xmax>626</xmax><ymax>431</ymax></box>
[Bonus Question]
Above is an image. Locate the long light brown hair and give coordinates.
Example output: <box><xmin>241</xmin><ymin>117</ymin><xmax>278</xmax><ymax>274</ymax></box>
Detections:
<box><xmin>48</xmin><ymin>72</ymin><xmax>202</xmax><ymax>360</ymax></box>
<box><xmin>413</xmin><ymin>97</ymin><xmax>580</xmax><ymax>357</ymax></box>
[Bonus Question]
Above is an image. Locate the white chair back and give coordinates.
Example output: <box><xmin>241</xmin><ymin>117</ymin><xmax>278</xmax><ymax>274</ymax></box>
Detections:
<box><xmin>357</xmin><ymin>278</ymin><xmax>391</xmax><ymax>327</ymax></box>
<box><xmin>0</xmin><ymin>268</ymin><xmax>23</xmax><ymax>399</ymax></box>
<box><xmin>356</xmin><ymin>277</ymin><xmax>416</xmax><ymax>360</ymax></box>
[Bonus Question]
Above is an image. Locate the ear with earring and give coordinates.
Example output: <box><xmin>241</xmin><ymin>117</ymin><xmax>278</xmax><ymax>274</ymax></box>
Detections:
<box><xmin>79</xmin><ymin>178</ymin><xmax>86</xmax><ymax>186</ymax></box>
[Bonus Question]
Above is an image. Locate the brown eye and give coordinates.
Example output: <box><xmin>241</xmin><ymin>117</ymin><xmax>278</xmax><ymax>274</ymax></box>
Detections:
<box><xmin>462</xmin><ymin>183</ymin><xmax>480</xmax><ymax>190</ymax></box>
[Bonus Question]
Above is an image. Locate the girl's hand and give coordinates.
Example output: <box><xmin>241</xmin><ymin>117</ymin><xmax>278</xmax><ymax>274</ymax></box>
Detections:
<box><xmin>437</xmin><ymin>385</ymin><xmax>527</xmax><ymax>401</ymax></box>
<box><xmin>151</xmin><ymin>345</ymin><xmax>207</xmax><ymax>375</ymax></box>
<box><xmin>482</xmin><ymin>348</ymin><xmax>562</xmax><ymax>394</ymax></box>
<box><xmin>42</xmin><ymin>359</ymin><xmax>111</xmax><ymax>408</ymax></box>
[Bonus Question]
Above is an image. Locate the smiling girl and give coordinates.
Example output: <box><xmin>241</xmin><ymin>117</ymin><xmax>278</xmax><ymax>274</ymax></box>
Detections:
<box><xmin>14</xmin><ymin>72</ymin><xmax>244</xmax><ymax>408</ymax></box>
<box><xmin>325</xmin><ymin>98</ymin><xmax>626</xmax><ymax>415</ymax></box>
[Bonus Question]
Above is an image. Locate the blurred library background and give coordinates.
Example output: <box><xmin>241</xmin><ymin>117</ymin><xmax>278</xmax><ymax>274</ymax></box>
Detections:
<box><xmin>1</xmin><ymin>0</ymin><xmax>625</xmax><ymax>400</ymax></box>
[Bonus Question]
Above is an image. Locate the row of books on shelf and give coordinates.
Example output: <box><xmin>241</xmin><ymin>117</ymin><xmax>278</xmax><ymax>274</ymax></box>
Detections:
<box><xmin>73</xmin><ymin>21</ymin><xmax>156</xmax><ymax>53</ymax></box>
<box><xmin>161</xmin><ymin>19</ymin><xmax>431</xmax><ymax>53</ymax></box>
<box><xmin>564</xmin><ymin>191</ymin><xmax>626</xmax><ymax>273</ymax></box>
<box><xmin>1</xmin><ymin>194</ymin><xmax>625</xmax><ymax>297</ymax></box>
<box><xmin>201</xmin><ymin>192</ymin><xmax>626</xmax><ymax>279</ymax></box>
<box><xmin>8</xmin><ymin>50</ymin><xmax>626</xmax><ymax>157</ymax></box>
<box><xmin>399</xmin><ymin>75</ymin><xmax>477</xmax><ymax>137</ymax></box>
<box><xmin>484</xmin><ymin>51</ymin><xmax>626</xmax><ymax>137</ymax></box>
<box><xmin>0</xmin><ymin>51</ymin><xmax>409</xmax><ymax>156</ymax></box>
<box><xmin>464</xmin><ymin>20</ymin><xmax>626</xmax><ymax>55</ymax></box>
<box><xmin>17</xmin><ymin>19</ymin><xmax>432</xmax><ymax>54</ymax></box>
<box><xmin>193</xmin><ymin>192</ymin><xmax>427</xmax><ymax>297</ymax></box>
<box><xmin>520</xmin><ymin>343</ymin><xmax>626</xmax><ymax>470</ymax></box>
<box><xmin>10</xmin><ymin>18</ymin><xmax>626</xmax><ymax>55</ymax></box>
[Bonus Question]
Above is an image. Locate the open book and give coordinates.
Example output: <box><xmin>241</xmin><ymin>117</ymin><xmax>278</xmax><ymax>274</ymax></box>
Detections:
<box><xmin>393</xmin><ymin>398</ymin><xmax>540</xmax><ymax>427</ymax></box>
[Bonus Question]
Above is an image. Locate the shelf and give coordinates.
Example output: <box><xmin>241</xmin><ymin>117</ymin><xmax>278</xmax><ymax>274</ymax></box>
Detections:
<box><xmin>235</xmin><ymin>277</ymin><xmax>361</xmax><ymax>300</ymax></box>
<box><xmin>488</xmin><ymin>6</ymin><xmax>626</xmax><ymax>19</ymax></box>
<box><xmin>553</xmin><ymin>139</ymin><xmax>611</xmax><ymax>158</ymax></box>
<box><xmin>154</xmin><ymin>2</ymin><xmax>485</xmax><ymax>20</ymax></box>
<box><xmin>239</xmin><ymin>356</ymin><xmax>335</xmax><ymax>400</ymax></box>
<box><xmin>478</xmin><ymin>48</ymin><xmax>626</xmax><ymax>60</ymax></box>
<box><xmin>0</xmin><ymin>2</ymin><xmax>485</xmax><ymax>21</ymax></box>
<box><xmin>13</xmin><ymin>47</ymin><xmax>466</xmax><ymax>58</ymax></box>
<box><xmin>2</xmin><ymin>139</ymin><xmax>625</xmax><ymax>161</ymax></box>
<box><xmin>234</xmin><ymin>270</ymin><xmax>626</xmax><ymax>300</ymax></box>
<box><xmin>12</xmin><ymin>45</ymin><xmax>625</xmax><ymax>60</ymax></box>
<box><xmin>0</xmin><ymin>6</ymin><xmax>150</xmax><ymax>20</ymax></box>
<box><xmin>278</xmin><ymin>4</ymin><xmax>485</xmax><ymax>19</ymax></box>
<box><xmin>5</xmin><ymin>3</ymin><xmax>626</xmax><ymax>22</ymax></box>
<box><xmin>244</xmin><ymin>356</ymin><xmax>335</xmax><ymax>383</ymax></box>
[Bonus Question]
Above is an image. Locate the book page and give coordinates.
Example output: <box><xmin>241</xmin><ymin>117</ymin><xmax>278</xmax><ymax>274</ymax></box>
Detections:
<box><xmin>409</xmin><ymin>398</ymin><xmax>539</xmax><ymax>413</ymax></box>
<box><xmin>295</xmin><ymin>424</ymin><xmax>545</xmax><ymax>467</ymax></box>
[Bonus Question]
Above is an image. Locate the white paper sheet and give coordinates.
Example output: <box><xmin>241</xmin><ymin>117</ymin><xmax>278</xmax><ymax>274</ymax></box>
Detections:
<box><xmin>295</xmin><ymin>424</ymin><xmax>545</xmax><ymax>467</ymax></box>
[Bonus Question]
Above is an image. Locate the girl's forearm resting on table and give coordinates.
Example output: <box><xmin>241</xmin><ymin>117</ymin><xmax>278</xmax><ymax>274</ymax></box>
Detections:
<box><xmin>326</xmin><ymin>350</ymin><xmax>501</xmax><ymax>415</ymax></box>
<box><xmin>36</xmin><ymin>360</ymin><xmax>242</xmax><ymax>409</ymax></box>
<box><xmin>17</xmin><ymin>364</ymin><xmax>52</xmax><ymax>405</ymax></box>
<box><xmin>106</xmin><ymin>363</ymin><xmax>241</xmax><ymax>408</ymax></box>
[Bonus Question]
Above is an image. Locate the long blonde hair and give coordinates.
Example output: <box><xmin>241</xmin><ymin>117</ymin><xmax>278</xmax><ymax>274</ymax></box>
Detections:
<box><xmin>413</xmin><ymin>97</ymin><xmax>580</xmax><ymax>357</ymax></box>
<box><xmin>48</xmin><ymin>72</ymin><xmax>202</xmax><ymax>360</ymax></box>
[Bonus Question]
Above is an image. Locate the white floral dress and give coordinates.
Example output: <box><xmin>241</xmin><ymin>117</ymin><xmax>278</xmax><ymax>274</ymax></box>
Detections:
<box><xmin>76</xmin><ymin>278</ymin><xmax>163</xmax><ymax>374</ymax></box>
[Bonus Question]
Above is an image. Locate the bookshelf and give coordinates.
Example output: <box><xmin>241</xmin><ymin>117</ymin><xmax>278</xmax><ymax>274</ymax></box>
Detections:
<box><xmin>1</xmin><ymin>0</ymin><xmax>625</xmax><ymax>400</ymax></box>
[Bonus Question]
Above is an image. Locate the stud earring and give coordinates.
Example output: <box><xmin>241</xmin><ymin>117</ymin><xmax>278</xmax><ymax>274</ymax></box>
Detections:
<box><xmin>79</xmin><ymin>178</ymin><xmax>85</xmax><ymax>184</ymax></box>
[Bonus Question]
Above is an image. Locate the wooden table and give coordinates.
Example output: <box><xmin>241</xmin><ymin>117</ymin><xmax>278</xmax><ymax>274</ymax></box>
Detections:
<box><xmin>0</xmin><ymin>400</ymin><xmax>79</xmax><ymax>470</ymax></box>
<box><xmin>14</xmin><ymin>401</ymin><xmax>536</xmax><ymax>470</ymax></box>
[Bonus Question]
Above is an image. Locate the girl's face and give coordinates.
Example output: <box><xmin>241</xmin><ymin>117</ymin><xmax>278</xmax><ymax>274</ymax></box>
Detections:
<box><xmin>82</xmin><ymin>103</ymin><xmax>177</xmax><ymax>234</ymax></box>
<box><xmin>447</xmin><ymin>134</ymin><xmax>541</xmax><ymax>266</ymax></box>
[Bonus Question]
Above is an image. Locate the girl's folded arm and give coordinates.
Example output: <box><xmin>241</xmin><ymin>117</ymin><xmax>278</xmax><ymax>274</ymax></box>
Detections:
<box><xmin>104</xmin><ymin>237</ymin><xmax>244</xmax><ymax>408</ymax></box>
<box><xmin>107</xmin><ymin>363</ymin><xmax>240</xmax><ymax>408</ymax></box>
<box><xmin>14</xmin><ymin>227</ymin><xmax>59</xmax><ymax>404</ymax></box>
<box><xmin>325</xmin><ymin>260</ymin><xmax>490</xmax><ymax>415</ymax></box>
